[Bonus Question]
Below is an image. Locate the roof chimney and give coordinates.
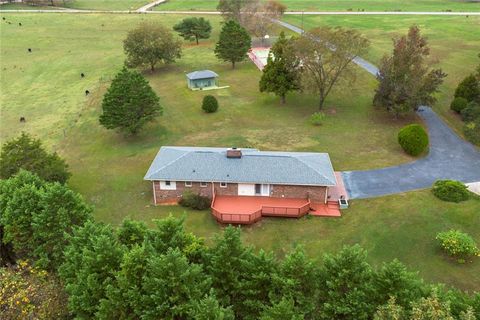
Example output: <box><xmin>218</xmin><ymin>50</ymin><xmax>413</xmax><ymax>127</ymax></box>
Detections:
<box><xmin>226</xmin><ymin>147</ymin><xmax>242</xmax><ymax>159</ymax></box>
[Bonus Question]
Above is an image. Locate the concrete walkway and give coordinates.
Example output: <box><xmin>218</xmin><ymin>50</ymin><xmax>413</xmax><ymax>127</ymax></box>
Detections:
<box><xmin>278</xmin><ymin>20</ymin><xmax>480</xmax><ymax>199</ymax></box>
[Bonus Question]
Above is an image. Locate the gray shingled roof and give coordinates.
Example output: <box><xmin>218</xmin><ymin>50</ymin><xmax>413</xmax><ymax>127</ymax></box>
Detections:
<box><xmin>144</xmin><ymin>147</ymin><xmax>336</xmax><ymax>186</ymax></box>
<box><xmin>186</xmin><ymin>70</ymin><xmax>218</xmax><ymax>80</ymax></box>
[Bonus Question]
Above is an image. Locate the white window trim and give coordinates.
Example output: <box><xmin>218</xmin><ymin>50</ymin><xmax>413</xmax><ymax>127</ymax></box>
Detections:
<box><xmin>220</xmin><ymin>182</ymin><xmax>227</xmax><ymax>188</ymax></box>
<box><xmin>200</xmin><ymin>182</ymin><xmax>208</xmax><ymax>187</ymax></box>
<box><xmin>160</xmin><ymin>181</ymin><xmax>176</xmax><ymax>190</ymax></box>
<box><xmin>185</xmin><ymin>181</ymin><xmax>192</xmax><ymax>187</ymax></box>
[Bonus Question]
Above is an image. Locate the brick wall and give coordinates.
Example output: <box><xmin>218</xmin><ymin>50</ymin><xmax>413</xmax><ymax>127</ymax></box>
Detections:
<box><xmin>271</xmin><ymin>185</ymin><xmax>327</xmax><ymax>203</ymax></box>
<box><xmin>152</xmin><ymin>181</ymin><xmax>327</xmax><ymax>205</ymax></box>
<box><xmin>152</xmin><ymin>181</ymin><xmax>238</xmax><ymax>205</ymax></box>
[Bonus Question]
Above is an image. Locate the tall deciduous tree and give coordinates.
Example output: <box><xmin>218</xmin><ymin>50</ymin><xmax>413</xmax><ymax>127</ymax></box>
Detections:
<box><xmin>214</xmin><ymin>20</ymin><xmax>251</xmax><ymax>69</ymax></box>
<box><xmin>173</xmin><ymin>17</ymin><xmax>212</xmax><ymax>45</ymax></box>
<box><xmin>239</xmin><ymin>0</ymin><xmax>286</xmax><ymax>41</ymax></box>
<box><xmin>124</xmin><ymin>22</ymin><xmax>182</xmax><ymax>71</ymax></box>
<box><xmin>217</xmin><ymin>0</ymin><xmax>251</xmax><ymax>22</ymax></box>
<box><xmin>0</xmin><ymin>132</ymin><xmax>71</xmax><ymax>183</ymax></box>
<box><xmin>294</xmin><ymin>27</ymin><xmax>370</xmax><ymax>110</ymax></box>
<box><xmin>0</xmin><ymin>170</ymin><xmax>92</xmax><ymax>270</ymax></box>
<box><xmin>259</xmin><ymin>32</ymin><xmax>300</xmax><ymax>104</ymax></box>
<box><xmin>374</xmin><ymin>25</ymin><xmax>447</xmax><ymax>116</ymax></box>
<box><xmin>99</xmin><ymin>67</ymin><xmax>162</xmax><ymax>135</ymax></box>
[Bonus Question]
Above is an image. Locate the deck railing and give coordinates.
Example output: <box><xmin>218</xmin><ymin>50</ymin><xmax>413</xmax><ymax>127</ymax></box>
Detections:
<box><xmin>211</xmin><ymin>199</ymin><xmax>311</xmax><ymax>224</ymax></box>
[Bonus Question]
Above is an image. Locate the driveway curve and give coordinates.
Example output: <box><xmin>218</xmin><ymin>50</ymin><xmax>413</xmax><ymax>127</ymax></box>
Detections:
<box><xmin>342</xmin><ymin>107</ymin><xmax>480</xmax><ymax>199</ymax></box>
<box><xmin>277</xmin><ymin>20</ymin><xmax>480</xmax><ymax>199</ymax></box>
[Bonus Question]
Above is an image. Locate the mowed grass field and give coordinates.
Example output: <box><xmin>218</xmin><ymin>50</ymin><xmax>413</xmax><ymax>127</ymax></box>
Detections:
<box><xmin>284</xmin><ymin>14</ymin><xmax>480</xmax><ymax>135</ymax></box>
<box><xmin>155</xmin><ymin>0</ymin><xmax>480</xmax><ymax>12</ymax></box>
<box><xmin>1</xmin><ymin>13</ymin><xmax>479</xmax><ymax>290</ymax></box>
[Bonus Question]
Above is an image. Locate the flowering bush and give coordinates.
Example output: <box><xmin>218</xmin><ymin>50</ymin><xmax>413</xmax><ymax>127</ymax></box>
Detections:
<box><xmin>436</xmin><ymin>230</ymin><xmax>480</xmax><ymax>262</ymax></box>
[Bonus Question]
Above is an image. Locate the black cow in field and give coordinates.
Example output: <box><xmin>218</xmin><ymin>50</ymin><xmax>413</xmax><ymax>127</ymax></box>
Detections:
<box><xmin>81</xmin><ymin>73</ymin><xmax>85</xmax><ymax>78</ymax></box>
<box><xmin>85</xmin><ymin>90</ymin><xmax>90</xmax><ymax>96</ymax></box>
<box><xmin>20</xmin><ymin>117</ymin><xmax>26</xmax><ymax>122</ymax></box>
<box><xmin>28</xmin><ymin>48</ymin><xmax>32</xmax><ymax>53</ymax></box>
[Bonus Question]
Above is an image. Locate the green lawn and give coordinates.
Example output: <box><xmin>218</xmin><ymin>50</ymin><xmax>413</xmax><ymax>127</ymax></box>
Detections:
<box><xmin>1</xmin><ymin>13</ymin><xmax>479</xmax><ymax>290</ymax></box>
<box><xmin>155</xmin><ymin>0</ymin><xmax>480</xmax><ymax>12</ymax></box>
<box><xmin>0</xmin><ymin>0</ymin><xmax>150</xmax><ymax>10</ymax></box>
<box><xmin>283</xmin><ymin>14</ymin><xmax>480</xmax><ymax>135</ymax></box>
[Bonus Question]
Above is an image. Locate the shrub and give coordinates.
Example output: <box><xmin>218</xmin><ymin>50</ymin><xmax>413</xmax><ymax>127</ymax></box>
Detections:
<box><xmin>464</xmin><ymin>118</ymin><xmax>480</xmax><ymax>145</ymax></box>
<box><xmin>202</xmin><ymin>95</ymin><xmax>219</xmax><ymax>113</ymax></box>
<box><xmin>309</xmin><ymin>112</ymin><xmax>326</xmax><ymax>126</ymax></box>
<box><xmin>397</xmin><ymin>124</ymin><xmax>429</xmax><ymax>156</ymax></box>
<box><xmin>436</xmin><ymin>230</ymin><xmax>479</xmax><ymax>261</ymax></box>
<box><xmin>431</xmin><ymin>179</ymin><xmax>471</xmax><ymax>202</ymax></box>
<box><xmin>450</xmin><ymin>97</ymin><xmax>468</xmax><ymax>113</ymax></box>
<box><xmin>179</xmin><ymin>191</ymin><xmax>211</xmax><ymax>210</ymax></box>
<box><xmin>454</xmin><ymin>74</ymin><xmax>480</xmax><ymax>102</ymax></box>
<box><xmin>461</xmin><ymin>101</ymin><xmax>480</xmax><ymax>122</ymax></box>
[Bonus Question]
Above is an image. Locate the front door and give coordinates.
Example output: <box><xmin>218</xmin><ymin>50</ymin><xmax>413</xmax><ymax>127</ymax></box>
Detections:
<box><xmin>255</xmin><ymin>184</ymin><xmax>261</xmax><ymax>195</ymax></box>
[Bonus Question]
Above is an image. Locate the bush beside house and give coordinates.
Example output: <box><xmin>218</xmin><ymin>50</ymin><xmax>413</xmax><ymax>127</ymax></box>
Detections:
<box><xmin>431</xmin><ymin>180</ymin><xmax>471</xmax><ymax>203</ymax></box>
<box><xmin>397</xmin><ymin>124</ymin><xmax>429</xmax><ymax>156</ymax></box>
<box><xmin>179</xmin><ymin>191</ymin><xmax>211</xmax><ymax>210</ymax></box>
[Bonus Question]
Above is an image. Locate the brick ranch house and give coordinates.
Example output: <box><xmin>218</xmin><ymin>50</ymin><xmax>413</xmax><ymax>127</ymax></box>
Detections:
<box><xmin>144</xmin><ymin>146</ymin><xmax>343</xmax><ymax>224</ymax></box>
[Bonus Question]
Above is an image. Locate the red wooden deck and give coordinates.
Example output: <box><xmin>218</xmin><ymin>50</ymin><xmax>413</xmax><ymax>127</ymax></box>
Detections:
<box><xmin>309</xmin><ymin>201</ymin><xmax>342</xmax><ymax>217</ymax></box>
<box><xmin>211</xmin><ymin>195</ymin><xmax>311</xmax><ymax>224</ymax></box>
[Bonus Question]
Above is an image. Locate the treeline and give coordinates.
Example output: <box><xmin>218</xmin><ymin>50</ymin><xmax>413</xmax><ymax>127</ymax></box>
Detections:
<box><xmin>1</xmin><ymin>171</ymin><xmax>479</xmax><ymax>319</ymax></box>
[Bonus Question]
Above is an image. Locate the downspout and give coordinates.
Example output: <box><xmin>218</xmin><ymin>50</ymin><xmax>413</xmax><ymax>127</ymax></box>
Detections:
<box><xmin>152</xmin><ymin>181</ymin><xmax>157</xmax><ymax>206</ymax></box>
<box><xmin>324</xmin><ymin>187</ymin><xmax>328</xmax><ymax>204</ymax></box>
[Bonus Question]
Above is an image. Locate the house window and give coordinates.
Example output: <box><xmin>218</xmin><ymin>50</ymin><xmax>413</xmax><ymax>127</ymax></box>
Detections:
<box><xmin>220</xmin><ymin>182</ymin><xmax>227</xmax><ymax>188</ymax></box>
<box><xmin>160</xmin><ymin>181</ymin><xmax>176</xmax><ymax>190</ymax></box>
<box><xmin>185</xmin><ymin>181</ymin><xmax>192</xmax><ymax>187</ymax></box>
<box><xmin>200</xmin><ymin>182</ymin><xmax>208</xmax><ymax>187</ymax></box>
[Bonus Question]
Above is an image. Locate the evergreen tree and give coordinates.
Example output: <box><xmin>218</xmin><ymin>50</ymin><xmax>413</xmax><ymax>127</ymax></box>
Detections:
<box><xmin>0</xmin><ymin>170</ymin><xmax>92</xmax><ymax>270</ymax></box>
<box><xmin>375</xmin><ymin>259</ymin><xmax>426</xmax><ymax>309</ymax></box>
<box><xmin>259</xmin><ymin>32</ymin><xmax>300</xmax><ymax>104</ymax></box>
<box><xmin>116</xmin><ymin>218</ymin><xmax>148</xmax><ymax>248</ymax></box>
<box><xmin>275</xmin><ymin>246</ymin><xmax>319</xmax><ymax>318</ymax></box>
<box><xmin>124</xmin><ymin>22</ymin><xmax>182</xmax><ymax>71</ymax></box>
<box><xmin>207</xmin><ymin>226</ymin><xmax>253</xmax><ymax>314</ymax></box>
<box><xmin>237</xmin><ymin>249</ymin><xmax>279</xmax><ymax>319</ymax></box>
<box><xmin>173</xmin><ymin>17</ymin><xmax>212</xmax><ymax>45</ymax></box>
<box><xmin>319</xmin><ymin>245</ymin><xmax>376</xmax><ymax>320</ymax></box>
<box><xmin>140</xmin><ymin>248</ymin><xmax>211</xmax><ymax>320</ymax></box>
<box><xmin>214</xmin><ymin>20</ymin><xmax>251</xmax><ymax>69</ymax></box>
<box><xmin>189</xmin><ymin>293</ymin><xmax>235</xmax><ymax>320</ymax></box>
<box><xmin>260</xmin><ymin>297</ymin><xmax>305</xmax><ymax>320</ymax></box>
<box><xmin>59</xmin><ymin>221</ymin><xmax>124</xmax><ymax>318</ymax></box>
<box><xmin>454</xmin><ymin>74</ymin><xmax>480</xmax><ymax>102</ymax></box>
<box><xmin>99</xmin><ymin>67</ymin><xmax>162</xmax><ymax>135</ymax></box>
<box><xmin>0</xmin><ymin>132</ymin><xmax>71</xmax><ymax>183</ymax></box>
<box><xmin>374</xmin><ymin>25</ymin><xmax>447</xmax><ymax>116</ymax></box>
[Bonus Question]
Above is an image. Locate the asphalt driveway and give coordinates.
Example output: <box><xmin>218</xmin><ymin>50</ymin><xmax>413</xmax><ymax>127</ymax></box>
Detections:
<box><xmin>342</xmin><ymin>107</ymin><xmax>480</xmax><ymax>199</ymax></box>
<box><xmin>277</xmin><ymin>20</ymin><xmax>480</xmax><ymax>199</ymax></box>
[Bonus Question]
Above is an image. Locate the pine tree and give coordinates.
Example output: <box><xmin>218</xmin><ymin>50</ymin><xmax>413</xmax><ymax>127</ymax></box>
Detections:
<box><xmin>214</xmin><ymin>20</ymin><xmax>251</xmax><ymax>69</ymax></box>
<box><xmin>259</xmin><ymin>32</ymin><xmax>300</xmax><ymax>104</ymax></box>
<box><xmin>173</xmin><ymin>17</ymin><xmax>212</xmax><ymax>45</ymax></box>
<box><xmin>99</xmin><ymin>67</ymin><xmax>162</xmax><ymax>135</ymax></box>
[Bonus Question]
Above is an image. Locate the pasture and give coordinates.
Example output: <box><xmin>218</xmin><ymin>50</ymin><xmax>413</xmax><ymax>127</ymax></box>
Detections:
<box><xmin>0</xmin><ymin>12</ymin><xmax>479</xmax><ymax>290</ymax></box>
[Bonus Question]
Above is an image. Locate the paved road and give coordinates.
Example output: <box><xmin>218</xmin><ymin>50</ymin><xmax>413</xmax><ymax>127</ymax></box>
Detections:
<box><xmin>278</xmin><ymin>19</ymin><xmax>480</xmax><ymax>199</ymax></box>
<box><xmin>1</xmin><ymin>8</ymin><xmax>480</xmax><ymax>15</ymax></box>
